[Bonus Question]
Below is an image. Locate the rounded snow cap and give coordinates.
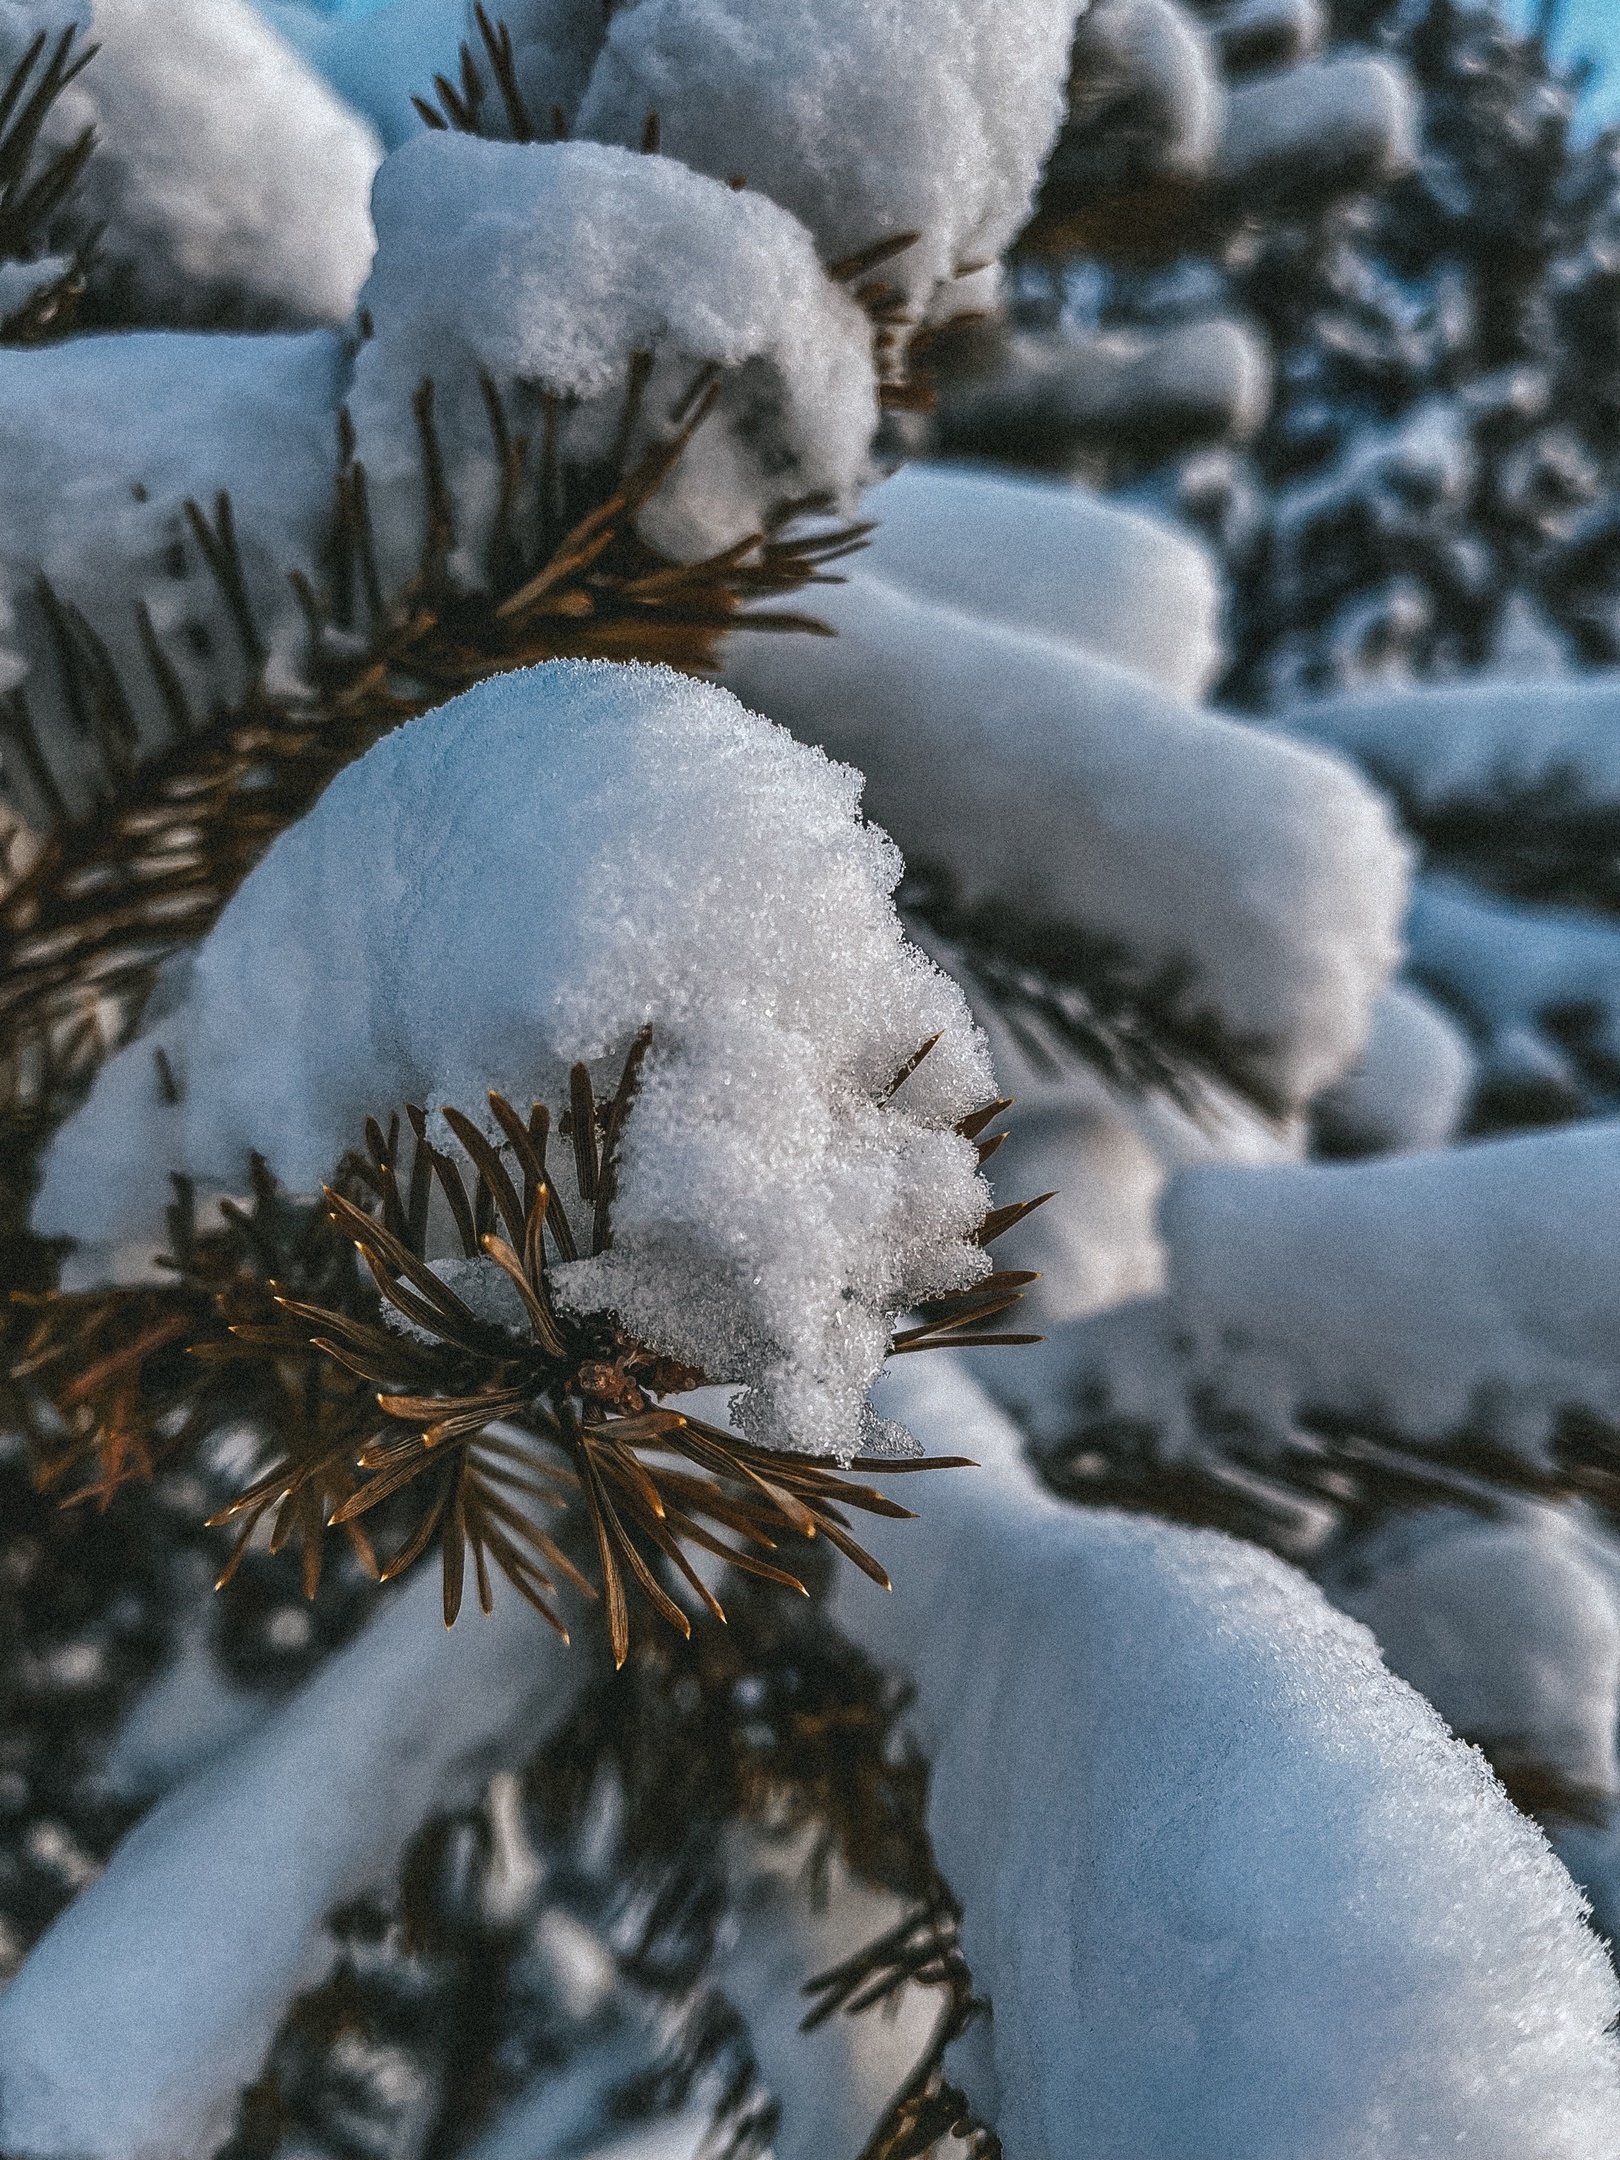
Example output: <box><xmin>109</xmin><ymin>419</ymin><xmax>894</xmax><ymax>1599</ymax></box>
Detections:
<box><xmin>37</xmin><ymin>661</ymin><xmax>999</xmax><ymax>1461</ymax></box>
<box><xmin>351</xmin><ymin>132</ymin><xmax>880</xmax><ymax>570</ymax></box>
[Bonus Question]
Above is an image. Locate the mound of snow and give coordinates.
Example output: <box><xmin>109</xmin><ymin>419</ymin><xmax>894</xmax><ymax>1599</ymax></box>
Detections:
<box><xmin>36</xmin><ymin>661</ymin><xmax>995</xmax><ymax>1463</ymax></box>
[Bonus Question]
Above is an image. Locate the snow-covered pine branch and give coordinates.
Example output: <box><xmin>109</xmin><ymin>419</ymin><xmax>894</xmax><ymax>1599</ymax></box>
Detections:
<box><xmin>832</xmin><ymin>1354</ymin><xmax>1620</xmax><ymax>2159</ymax></box>
<box><xmin>725</xmin><ymin>463</ymin><xmax>1410</xmax><ymax>1122</ymax></box>
<box><xmin>0</xmin><ymin>127</ymin><xmax>880</xmax><ymax>829</ymax></box>
<box><xmin>35</xmin><ymin>661</ymin><xmax>998</xmax><ymax>1464</ymax></box>
<box><xmin>0</xmin><ymin>1558</ymin><xmax>580</xmax><ymax>2160</ymax></box>
<box><xmin>0</xmin><ymin>0</ymin><xmax>381</xmax><ymax>328</ymax></box>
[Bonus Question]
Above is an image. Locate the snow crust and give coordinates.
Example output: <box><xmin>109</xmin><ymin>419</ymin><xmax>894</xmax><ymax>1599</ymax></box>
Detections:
<box><xmin>0</xmin><ymin>328</ymin><xmax>344</xmax><ymax>822</ymax></box>
<box><xmin>860</xmin><ymin>462</ymin><xmax>1224</xmax><ymax>699</ymax></box>
<box><xmin>711</xmin><ymin>1830</ymin><xmax>937</xmax><ymax>2160</ymax></box>
<box><xmin>572</xmin><ymin>0</ymin><xmax>1083</xmax><ymax>317</ymax></box>
<box><xmin>352</xmin><ymin>133</ymin><xmax>880</xmax><ymax>570</ymax></box>
<box><xmin>936</xmin><ymin>314</ymin><xmax>1271</xmax><ymax>470</ymax></box>
<box><xmin>725</xmin><ymin>570</ymin><xmax>1409</xmax><ymax>1110</ymax></box>
<box><xmin>35</xmin><ymin>662</ymin><xmax>995</xmax><ymax>1461</ymax></box>
<box><xmin>0</xmin><ymin>1560</ymin><xmax>579</xmax><ymax>2160</ymax></box>
<box><xmin>1</xmin><ymin>0</ymin><xmax>381</xmax><ymax>327</ymax></box>
<box><xmin>1157</xmin><ymin>1120</ymin><xmax>1620</xmax><ymax>1455</ymax></box>
<box><xmin>833</xmin><ymin>1354</ymin><xmax>1620</xmax><ymax>2160</ymax></box>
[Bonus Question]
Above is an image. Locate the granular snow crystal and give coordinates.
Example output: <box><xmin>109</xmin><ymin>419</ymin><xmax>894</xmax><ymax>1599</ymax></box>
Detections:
<box><xmin>35</xmin><ymin>661</ymin><xmax>998</xmax><ymax>1462</ymax></box>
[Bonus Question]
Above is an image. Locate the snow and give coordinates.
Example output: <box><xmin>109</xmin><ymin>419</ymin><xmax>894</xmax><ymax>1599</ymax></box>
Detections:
<box><xmin>860</xmin><ymin>463</ymin><xmax>1225</xmax><ymax>699</ymax></box>
<box><xmin>725</xmin><ymin>570</ymin><xmax>1409</xmax><ymax>1111</ymax></box>
<box><xmin>1407</xmin><ymin>873</ymin><xmax>1620</xmax><ymax>1099</ymax></box>
<box><xmin>0</xmin><ymin>328</ymin><xmax>345</xmax><ymax>825</ymax></box>
<box><xmin>0</xmin><ymin>1558</ymin><xmax>581</xmax><ymax>2160</ymax></box>
<box><xmin>1326</xmin><ymin>1504</ymin><xmax>1620</xmax><ymax>1812</ymax></box>
<box><xmin>1283</xmin><ymin>672</ymin><xmax>1620</xmax><ymax>816</ymax></box>
<box><xmin>2</xmin><ymin>0</ymin><xmax>382</xmax><ymax>327</ymax></box>
<box><xmin>711</xmin><ymin>1830</ymin><xmax>937</xmax><ymax>2160</ymax></box>
<box><xmin>973</xmin><ymin>1090</ymin><xmax>1171</xmax><ymax>1324</ymax></box>
<box><xmin>572</xmin><ymin>0</ymin><xmax>1082</xmax><ymax>318</ymax></box>
<box><xmin>1157</xmin><ymin>1120</ymin><xmax>1620</xmax><ymax>1456</ymax></box>
<box><xmin>1067</xmin><ymin>0</ymin><xmax>1225</xmax><ymax>178</ymax></box>
<box><xmin>351</xmin><ymin>133</ymin><xmax>880</xmax><ymax>573</ymax></box>
<box><xmin>954</xmin><ymin>997</ymin><xmax>1295</xmax><ymax>1340</ymax></box>
<box><xmin>1214</xmin><ymin>53</ymin><xmax>1417</xmax><ymax>193</ymax></box>
<box><xmin>832</xmin><ymin>1354</ymin><xmax>1620</xmax><ymax>2160</ymax></box>
<box><xmin>935</xmin><ymin>315</ymin><xmax>1272</xmax><ymax>470</ymax></box>
<box><xmin>35</xmin><ymin>661</ymin><xmax>996</xmax><ymax>1463</ymax></box>
<box><xmin>1309</xmin><ymin>978</ymin><xmax>1474</xmax><ymax>1156</ymax></box>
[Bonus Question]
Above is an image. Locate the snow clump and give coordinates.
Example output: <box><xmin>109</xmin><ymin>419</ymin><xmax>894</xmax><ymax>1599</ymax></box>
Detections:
<box><xmin>35</xmin><ymin>660</ymin><xmax>997</xmax><ymax>1463</ymax></box>
<box><xmin>0</xmin><ymin>0</ymin><xmax>381</xmax><ymax>327</ymax></box>
<box><xmin>351</xmin><ymin>133</ymin><xmax>881</xmax><ymax>577</ymax></box>
<box><xmin>572</xmin><ymin>0</ymin><xmax>1083</xmax><ymax>318</ymax></box>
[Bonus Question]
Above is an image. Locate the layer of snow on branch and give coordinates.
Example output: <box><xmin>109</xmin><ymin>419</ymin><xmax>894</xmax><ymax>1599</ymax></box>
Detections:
<box><xmin>0</xmin><ymin>328</ymin><xmax>344</xmax><ymax>824</ymax></box>
<box><xmin>1309</xmin><ymin>979</ymin><xmax>1474</xmax><ymax>1156</ymax></box>
<box><xmin>1068</xmin><ymin>0</ymin><xmax>1225</xmax><ymax>178</ymax></box>
<box><xmin>572</xmin><ymin>0</ymin><xmax>1082</xmax><ymax>316</ymax></box>
<box><xmin>1214</xmin><ymin>52</ymin><xmax>1416</xmax><ymax>191</ymax></box>
<box><xmin>2</xmin><ymin>0</ymin><xmax>382</xmax><ymax>326</ymax></box>
<box><xmin>1408</xmin><ymin>873</ymin><xmax>1620</xmax><ymax>1086</ymax></box>
<box><xmin>1326</xmin><ymin>1503</ymin><xmax>1620</xmax><ymax>1813</ymax></box>
<box><xmin>35</xmin><ymin>661</ymin><xmax>995</xmax><ymax>1461</ymax></box>
<box><xmin>1284</xmin><ymin>673</ymin><xmax>1620</xmax><ymax>814</ymax></box>
<box><xmin>1159</xmin><ymin>1120</ymin><xmax>1620</xmax><ymax>1455</ymax></box>
<box><xmin>352</xmin><ymin>133</ymin><xmax>879</xmax><ymax>574</ymax></box>
<box><xmin>860</xmin><ymin>462</ymin><xmax>1224</xmax><ymax>699</ymax></box>
<box><xmin>0</xmin><ymin>1562</ymin><xmax>578</xmax><ymax>2160</ymax></box>
<box><xmin>725</xmin><ymin>571</ymin><xmax>1409</xmax><ymax>1109</ymax></box>
<box><xmin>834</xmin><ymin>1355</ymin><xmax>1620</xmax><ymax>2160</ymax></box>
<box><xmin>261</xmin><ymin>0</ymin><xmax>481</xmax><ymax>145</ymax></box>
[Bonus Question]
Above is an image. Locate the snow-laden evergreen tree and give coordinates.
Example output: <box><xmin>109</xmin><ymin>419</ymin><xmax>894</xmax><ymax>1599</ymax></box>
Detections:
<box><xmin>4</xmin><ymin>7</ymin><xmax>1620</xmax><ymax>2160</ymax></box>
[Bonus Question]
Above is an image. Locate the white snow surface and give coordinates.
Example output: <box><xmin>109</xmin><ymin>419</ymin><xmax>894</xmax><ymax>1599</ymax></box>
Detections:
<box><xmin>1068</xmin><ymin>0</ymin><xmax>1225</xmax><ymax>177</ymax></box>
<box><xmin>35</xmin><ymin>662</ymin><xmax>996</xmax><ymax>1462</ymax></box>
<box><xmin>1309</xmin><ymin>978</ymin><xmax>1474</xmax><ymax>1156</ymax></box>
<box><xmin>1158</xmin><ymin>1120</ymin><xmax>1620</xmax><ymax>1456</ymax></box>
<box><xmin>573</xmin><ymin>0</ymin><xmax>1083</xmax><ymax>317</ymax></box>
<box><xmin>1408</xmin><ymin>873</ymin><xmax>1620</xmax><ymax>1086</ymax></box>
<box><xmin>1284</xmin><ymin>672</ymin><xmax>1620</xmax><ymax>813</ymax></box>
<box><xmin>0</xmin><ymin>0</ymin><xmax>381</xmax><ymax>326</ymax></box>
<box><xmin>1214</xmin><ymin>51</ymin><xmax>1416</xmax><ymax>190</ymax></box>
<box><xmin>1327</xmin><ymin>1504</ymin><xmax>1620</xmax><ymax>1809</ymax></box>
<box><xmin>0</xmin><ymin>329</ymin><xmax>344</xmax><ymax>823</ymax></box>
<box><xmin>0</xmin><ymin>1560</ymin><xmax>579</xmax><ymax>2160</ymax></box>
<box><xmin>833</xmin><ymin>1354</ymin><xmax>1620</xmax><ymax>2159</ymax></box>
<box><xmin>860</xmin><ymin>462</ymin><xmax>1224</xmax><ymax>699</ymax></box>
<box><xmin>725</xmin><ymin>570</ymin><xmax>1409</xmax><ymax>1110</ymax></box>
<box><xmin>352</xmin><ymin>133</ymin><xmax>880</xmax><ymax>572</ymax></box>
<box><xmin>712</xmin><ymin>1830</ymin><xmax>937</xmax><ymax>2160</ymax></box>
